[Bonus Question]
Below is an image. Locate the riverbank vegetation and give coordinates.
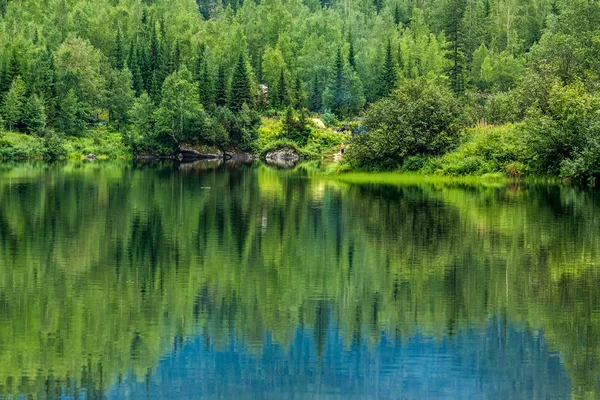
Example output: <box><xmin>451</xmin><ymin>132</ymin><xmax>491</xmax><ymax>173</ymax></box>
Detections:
<box><xmin>0</xmin><ymin>0</ymin><xmax>599</xmax><ymax>182</ymax></box>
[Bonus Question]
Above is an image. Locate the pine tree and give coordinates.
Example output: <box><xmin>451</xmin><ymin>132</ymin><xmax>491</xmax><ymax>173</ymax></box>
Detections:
<box><xmin>56</xmin><ymin>89</ymin><xmax>83</xmax><ymax>136</ymax></box>
<box><xmin>114</xmin><ymin>27</ymin><xmax>126</xmax><ymax>70</ymax></box>
<box><xmin>277</xmin><ymin>69</ymin><xmax>288</xmax><ymax>108</ymax></box>
<box><xmin>379</xmin><ymin>41</ymin><xmax>396</xmax><ymax>98</ymax></box>
<box><xmin>150</xmin><ymin>71</ymin><xmax>161</xmax><ymax>104</ymax></box>
<box><xmin>1</xmin><ymin>76</ymin><xmax>26</xmax><ymax>131</ymax></box>
<box><xmin>293</xmin><ymin>76</ymin><xmax>304</xmax><ymax>109</ymax></box>
<box><xmin>394</xmin><ymin>2</ymin><xmax>402</xmax><ymax>26</ymax></box>
<box><xmin>348</xmin><ymin>40</ymin><xmax>356</xmax><ymax>70</ymax></box>
<box><xmin>374</xmin><ymin>0</ymin><xmax>383</xmax><ymax>14</ymax></box>
<box><xmin>444</xmin><ymin>0</ymin><xmax>467</xmax><ymax>94</ymax></box>
<box><xmin>229</xmin><ymin>54</ymin><xmax>252</xmax><ymax>111</ymax></box>
<box><xmin>172</xmin><ymin>41</ymin><xmax>181</xmax><ymax>72</ymax></box>
<box><xmin>150</xmin><ymin>25</ymin><xmax>160</xmax><ymax>73</ymax></box>
<box><xmin>198</xmin><ymin>56</ymin><xmax>215</xmax><ymax>109</ymax></box>
<box><xmin>138</xmin><ymin>46</ymin><xmax>152</xmax><ymax>93</ymax></box>
<box><xmin>309</xmin><ymin>75</ymin><xmax>322</xmax><ymax>112</ymax></box>
<box><xmin>23</xmin><ymin>94</ymin><xmax>46</xmax><ymax>135</ymax></box>
<box><xmin>216</xmin><ymin>64</ymin><xmax>229</xmax><ymax>107</ymax></box>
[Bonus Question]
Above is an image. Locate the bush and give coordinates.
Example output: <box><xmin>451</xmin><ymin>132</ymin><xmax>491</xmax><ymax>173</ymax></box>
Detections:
<box><xmin>345</xmin><ymin>79</ymin><xmax>463</xmax><ymax>170</ymax></box>
<box><xmin>436</xmin><ymin>124</ymin><xmax>526</xmax><ymax>176</ymax></box>
<box><xmin>521</xmin><ymin>83</ymin><xmax>600</xmax><ymax>177</ymax></box>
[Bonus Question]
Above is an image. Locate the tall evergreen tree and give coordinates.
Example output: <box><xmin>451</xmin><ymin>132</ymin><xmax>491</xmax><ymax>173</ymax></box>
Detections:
<box><xmin>216</xmin><ymin>64</ymin><xmax>229</xmax><ymax>107</ymax></box>
<box><xmin>444</xmin><ymin>0</ymin><xmax>467</xmax><ymax>94</ymax></box>
<box><xmin>277</xmin><ymin>69</ymin><xmax>288</xmax><ymax>108</ymax></box>
<box><xmin>229</xmin><ymin>54</ymin><xmax>252</xmax><ymax>111</ymax></box>
<box><xmin>348</xmin><ymin>40</ymin><xmax>356</xmax><ymax>70</ymax></box>
<box><xmin>331</xmin><ymin>48</ymin><xmax>345</xmax><ymax>115</ymax></box>
<box><xmin>114</xmin><ymin>27</ymin><xmax>126</xmax><ymax>70</ymax></box>
<box><xmin>379</xmin><ymin>41</ymin><xmax>396</xmax><ymax>98</ymax></box>
<box><xmin>23</xmin><ymin>94</ymin><xmax>46</xmax><ymax>135</ymax></box>
<box><xmin>309</xmin><ymin>75</ymin><xmax>322</xmax><ymax>112</ymax></box>
<box><xmin>373</xmin><ymin>0</ymin><xmax>383</xmax><ymax>14</ymax></box>
<box><xmin>1</xmin><ymin>76</ymin><xmax>26</xmax><ymax>131</ymax></box>
<box><xmin>394</xmin><ymin>2</ymin><xmax>402</xmax><ymax>26</ymax></box>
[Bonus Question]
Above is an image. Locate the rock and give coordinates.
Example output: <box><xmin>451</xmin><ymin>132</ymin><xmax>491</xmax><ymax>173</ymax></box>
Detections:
<box><xmin>264</xmin><ymin>147</ymin><xmax>299</xmax><ymax>168</ymax></box>
<box><xmin>178</xmin><ymin>146</ymin><xmax>223</xmax><ymax>161</ymax></box>
<box><xmin>311</xmin><ymin>118</ymin><xmax>326</xmax><ymax>129</ymax></box>
<box><xmin>85</xmin><ymin>153</ymin><xmax>96</xmax><ymax>160</ymax></box>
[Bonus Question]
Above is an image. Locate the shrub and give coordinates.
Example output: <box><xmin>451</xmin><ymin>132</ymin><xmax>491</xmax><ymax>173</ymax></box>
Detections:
<box><xmin>346</xmin><ymin>79</ymin><xmax>463</xmax><ymax>170</ymax></box>
<box><xmin>437</xmin><ymin>124</ymin><xmax>526</xmax><ymax>176</ymax></box>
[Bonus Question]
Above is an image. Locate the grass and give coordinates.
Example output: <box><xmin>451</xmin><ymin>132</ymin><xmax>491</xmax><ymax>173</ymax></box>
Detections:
<box><xmin>325</xmin><ymin>171</ymin><xmax>511</xmax><ymax>187</ymax></box>
<box><xmin>0</xmin><ymin>127</ymin><xmax>131</xmax><ymax>161</ymax></box>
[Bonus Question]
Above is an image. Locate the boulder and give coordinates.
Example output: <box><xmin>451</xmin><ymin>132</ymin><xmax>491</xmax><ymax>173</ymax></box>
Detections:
<box><xmin>178</xmin><ymin>145</ymin><xmax>223</xmax><ymax>161</ymax></box>
<box><xmin>264</xmin><ymin>147</ymin><xmax>299</xmax><ymax>168</ymax></box>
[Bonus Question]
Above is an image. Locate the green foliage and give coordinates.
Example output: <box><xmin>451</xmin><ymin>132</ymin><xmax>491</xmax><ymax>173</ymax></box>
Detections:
<box><xmin>229</xmin><ymin>54</ymin><xmax>253</xmax><ymax>112</ymax></box>
<box><xmin>346</xmin><ymin>79</ymin><xmax>463</xmax><ymax>170</ymax></box>
<box><xmin>1</xmin><ymin>76</ymin><xmax>26</xmax><ymax>131</ymax></box>
<box><xmin>22</xmin><ymin>94</ymin><xmax>47</xmax><ymax>135</ymax></box>
<box><xmin>437</xmin><ymin>124</ymin><xmax>526</xmax><ymax>175</ymax></box>
<box><xmin>521</xmin><ymin>83</ymin><xmax>600</xmax><ymax>181</ymax></box>
<box><xmin>154</xmin><ymin>67</ymin><xmax>207</xmax><ymax>145</ymax></box>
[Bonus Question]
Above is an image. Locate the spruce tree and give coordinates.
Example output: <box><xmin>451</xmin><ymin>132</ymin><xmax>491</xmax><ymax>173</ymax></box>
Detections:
<box><xmin>216</xmin><ymin>64</ymin><xmax>229</xmax><ymax>107</ymax></box>
<box><xmin>114</xmin><ymin>27</ymin><xmax>125</xmax><ymax>70</ymax></box>
<box><xmin>277</xmin><ymin>69</ymin><xmax>288</xmax><ymax>108</ymax></box>
<box><xmin>348</xmin><ymin>40</ymin><xmax>356</xmax><ymax>70</ymax></box>
<box><xmin>444</xmin><ymin>0</ymin><xmax>467</xmax><ymax>94</ymax></box>
<box><xmin>150</xmin><ymin>71</ymin><xmax>161</xmax><ymax>104</ymax></box>
<box><xmin>394</xmin><ymin>2</ymin><xmax>402</xmax><ymax>26</ymax></box>
<box><xmin>229</xmin><ymin>54</ymin><xmax>252</xmax><ymax>111</ymax></box>
<box><xmin>198</xmin><ymin>57</ymin><xmax>215</xmax><ymax>109</ymax></box>
<box><xmin>373</xmin><ymin>0</ymin><xmax>383</xmax><ymax>14</ymax></box>
<box><xmin>332</xmin><ymin>48</ymin><xmax>345</xmax><ymax>116</ymax></box>
<box><xmin>293</xmin><ymin>76</ymin><xmax>304</xmax><ymax>109</ymax></box>
<box><xmin>172</xmin><ymin>41</ymin><xmax>181</xmax><ymax>72</ymax></box>
<box><xmin>56</xmin><ymin>89</ymin><xmax>83</xmax><ymax>136</ymax></box>
<box><xmin>23</xmin><ymin>94</ymin><xmax>46</xmax><ymax>135</ymax></box>
<box><xmin>309</xmin><ymin>75</ymin><xmax>322</xmax><ymax>112</ymax></box>
<box><xmin>379</xmin><ymin>41</ymin><xmax>396</xmax><ymax>98</ymax></box>
<box><xmin>1</xmin><ymin>76</ymin><xmax>26</xmax><ymax>131</ymax></box>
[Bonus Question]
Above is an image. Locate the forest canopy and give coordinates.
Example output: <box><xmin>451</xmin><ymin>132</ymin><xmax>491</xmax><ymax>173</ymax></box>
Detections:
<box><xmin>0</xmin><ymin>0</ymin><xmax>599</xmax><ymax>180</ymax></box>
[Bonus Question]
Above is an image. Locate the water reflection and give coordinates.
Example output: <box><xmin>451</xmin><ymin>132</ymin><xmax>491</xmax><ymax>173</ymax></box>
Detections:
<box><xmin>0</xmin><ymin>162</ymin><xmax>598</xmax><ymax>398</ymax></box>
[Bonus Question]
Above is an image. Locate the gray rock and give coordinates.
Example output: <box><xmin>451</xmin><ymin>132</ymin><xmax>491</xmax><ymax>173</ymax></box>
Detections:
<box><xmin>265</xmin><ymin>147</ymin><xmax>299</xmax><ymax>168</ymax></box>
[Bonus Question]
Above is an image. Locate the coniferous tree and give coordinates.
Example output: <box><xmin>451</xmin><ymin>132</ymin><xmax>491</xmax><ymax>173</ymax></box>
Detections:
<box><xmin>293</xmin><ymin>76</ymin><xmax>304</xmax><ymax>109</ymax></box>
<box><xmin>56</xmin><ymin>89</ymin><xmax>83</xmax><ymax>136</ymax></box>
<box><xmin>348</xmin><ymin>40</ymin><xmax>356</xmax><ymax>70</ymax></box>
<box><xmin>198</xmin><ymin>57</ymin><xmax>215</xmax><ymax>109</ymax></box>
<box><xmin>379</xmin><ymin>41</ymin><xmax>396</xmax><ymax>98</ymax></box>
<box><xmin>277</xmin><ymin>69</ymin><xmax>288</xmax><ymax>108</ymax></box>
<box><xmin>309</xmin><ymin>75</ymin><xmax>322</xmax><ymax>112</ymax></box>
<box><xmin>216</xmin><ymin>64</ymin><xmax>229</xmax><ymax>107</ymax></box>
<box><xmin>150</xmin><ymin>71</ymin><xmax>161</xmax><ymax>104</ymax></box>
<box><xmin>229</xmin><ymin>54</ymin><xmax>252</xmax><ymax>111</ymax></box>
<box><xmin>114</xmin><ymin>27</ymin><xmax>126</xmax><ymax>70</ymax></box>
<box><xmin>1</xmin><ymin>76</ymin><xmax>26</xmax><ymax>131</ymax></box>
<box><xmin>23</xmin><ymin>94</ymin><xmax>46</xmax><ymax>135</ymax></box>
<box><xmin>394</xmin><ymin>2</ymin><xmax>402</xmax><ymax>26</ymax></box>
<box><xmin>373</xmin><ymin>0</ymin><xmax>383</xmax><ymax>14</ymax></box>
<box><xmin>444</xmin><ymin>0</ymin><xmax>467</xmax><ymax>94</ymax></box>
<box><xmin>333</xmin><ymin>48</ymin><xmax>345</xmax><ymax>114</ymax></box>
<box><xmin>172</xmin><ymin>41</ymin><xmax>182</xmax><ymax>72</ymax></box>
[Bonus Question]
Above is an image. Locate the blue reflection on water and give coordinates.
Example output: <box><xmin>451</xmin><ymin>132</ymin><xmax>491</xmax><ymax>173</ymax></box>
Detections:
<box><xmin>110</xmin><ymin>319</ymin><xmax>572</xmax><ymax>399</ymax></box>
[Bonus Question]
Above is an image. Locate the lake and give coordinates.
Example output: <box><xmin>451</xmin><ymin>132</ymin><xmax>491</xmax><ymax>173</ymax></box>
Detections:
<box><xmin>0</xmin><ymin>161</ymin><xmax>598</xmax><ymax>399</ymax></box>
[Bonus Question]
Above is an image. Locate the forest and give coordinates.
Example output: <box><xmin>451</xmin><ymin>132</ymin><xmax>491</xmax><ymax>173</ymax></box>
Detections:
<box><xmin>0</xmin><ymin>0</ymin><xmax>599</xmax><ymax>181</ymax></box>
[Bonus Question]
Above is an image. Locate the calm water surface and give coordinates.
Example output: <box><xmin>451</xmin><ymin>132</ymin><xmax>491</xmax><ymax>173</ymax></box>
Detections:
<box><xmin>0</xmin><ymin>161</ymin><xmax>598</xmax><ymax>399</ymax></box>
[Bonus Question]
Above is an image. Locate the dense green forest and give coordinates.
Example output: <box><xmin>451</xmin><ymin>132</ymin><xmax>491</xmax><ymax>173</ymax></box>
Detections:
<box><xmin>0</xmin><ymin>0</ymin><xmax>599</xmax><ymax>181</ymax></box>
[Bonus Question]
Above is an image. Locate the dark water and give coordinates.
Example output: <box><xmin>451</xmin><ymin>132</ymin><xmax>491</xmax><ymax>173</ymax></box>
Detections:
<box><xmin>0</xmin><ymin>161</ymin><xmax>598</xmax><ymax>399</ymax></box>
